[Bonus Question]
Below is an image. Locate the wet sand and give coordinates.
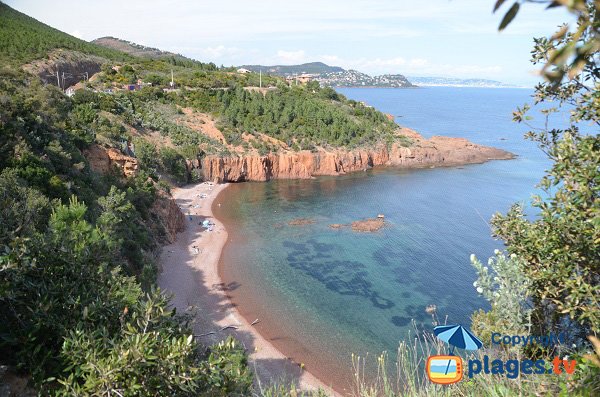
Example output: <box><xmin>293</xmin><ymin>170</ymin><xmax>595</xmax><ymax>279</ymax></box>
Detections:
<box><xmin>157</xmin><ymin>182</ymin><xmax>338</xmax><ymax>395</ymax></box>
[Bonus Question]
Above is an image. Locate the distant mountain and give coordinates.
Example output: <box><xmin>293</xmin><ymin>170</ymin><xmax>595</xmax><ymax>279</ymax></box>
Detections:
<box><xmin>92</xmin><ymin>36</ymin><xmax>205</xmax><ymax>65</ymax></box>
<box><xmin>240</xmin><ymin>62</ymin><xmax>344</xmax><ymax>76</ymax></box>
<box><xmin>408</xmin><ymin>76</ymin><xmax>518</xmax><ymax>88</ymax></box>
<box><xmin>240</xmin><ymin>62</ymin><xmax>414</xmax><ymax>88</ymax></box>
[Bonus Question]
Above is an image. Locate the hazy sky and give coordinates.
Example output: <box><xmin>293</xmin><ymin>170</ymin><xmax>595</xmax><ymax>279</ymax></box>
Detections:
<box><xmin>6</xmin><ymin>0</ymin><xmax>572</xmax><ymax>85</ymax></box>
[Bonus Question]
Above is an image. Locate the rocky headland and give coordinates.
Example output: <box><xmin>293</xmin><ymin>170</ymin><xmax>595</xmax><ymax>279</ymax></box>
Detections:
<box><xmin>193</xmin><ymin>128</ymin><xmax>513</xmax><ymax>183</ymax></box>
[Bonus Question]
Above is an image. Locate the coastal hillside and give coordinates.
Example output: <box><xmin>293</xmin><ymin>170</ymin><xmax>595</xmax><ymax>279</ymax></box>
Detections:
<box><xmin>0</xmin><ymin>1</ymin><xmax>513</xmax><ymax>394</ymax></box>
<box><xmin>0</xmin><ymin>3</ymin><xmax>262</xmax><ymax>395</ymax></box>
<box><xmin>0</xmin><ymin>2</ymin><xmax>509</xmax><ymax>186</ymax></box>
<box><xmin>92</xmin><ymin>36</ymin><xmax>208</xmax><ymax>67</ymax></box>
<box><xmin>317</xmin><ymin>70</ymin><xmax>414</xmax><ymax>88</ymax></box>
<box><xmin>1</xmin><ymin>0</ymin><xmax>596</xmax><ymax>396</ymax></box>
<box><xmin>0</xmin><ymin>2</ymin><xmax>130</xmax><ymax>66</ymax></box>
<box><xmin>241</xmin><ymin>62</ymin><xmax>415</xmax><ymax>88</ymax></box>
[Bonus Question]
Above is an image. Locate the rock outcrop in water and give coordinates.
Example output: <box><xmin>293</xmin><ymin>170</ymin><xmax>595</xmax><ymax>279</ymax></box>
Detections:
<box><xmin>288</xmin><ymin>218</ymin><xmax>316</xmax><ymax>226</ymax></box>
<box><xmin>196</xmin><ymin>128</ymin><xmax>513</xmax><ymax>182</ymax></box>
<box><xmin>351</xmin><ymin>217</ymin><xmax>385</xmax><ymax>232</ymax></box>
<box><xmin>328</xmin><ymin>217</ymin><xmax>386</xmax><ymax>232</ymax></box>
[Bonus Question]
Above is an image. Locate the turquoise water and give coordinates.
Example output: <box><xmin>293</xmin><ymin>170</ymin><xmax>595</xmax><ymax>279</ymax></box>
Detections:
<box><xmin>215</xmin><ymin>87</ymin><xmax>567</xmax><ymax>389</ymax></box>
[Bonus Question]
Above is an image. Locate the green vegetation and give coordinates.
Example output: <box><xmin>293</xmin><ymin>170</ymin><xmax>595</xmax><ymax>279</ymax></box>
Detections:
<box><xmin>0</xmin><ymin>2</ymin><xmax>403</xmax><ymax>395</ymax></box>
<box><xmin>0</xmin><ymin>2</ymin><xmax>131</xmax><ymax>66</ymax></box>
<box><xmin>2</xmin><ymin>0</ymin><xmax>597</xmax><ymax>395</ymax></box>
<box><xmin>91</xmin><ymin>36</ymin><xmax>215</xmax><ymax>68</ymax></box>
<box><xmin>74</xmin><ymin>64</ymin><xmax>404</xmax><ymax>172</ymax></box>
<box><xmin>97</xmin><ymin>58</ymin><xmax>279</xmax><ymax>90</ymax></box>
<box><xmin>494</xmin><ymin>0</ymin><xmax>600</xmax><ymax>84</ymax></box>
<box><xmin>466</xmin><ymin>0</ymin><xmax>600</xmax><ymax>395</ymax></box>
<box><xmin>180</xmin><ymin>83</ymin><xmax>400</xmax><ymax>150</ymax></box>
<box><xmin>240</xmin><ymin>62</ymin><xmax>345</xmax><ymax>75</ymax></box>
<box><xmin>470</xmin><ymin>252</ymin><xmax>531</xmax><ymax>351</ymax></box>
<box><xmin>67</xmin><ymin>87</ymin><xmax>227</xmax><ymax>183</ymax></box>
<box><xmin>491</xmin><ymin>0</ymin><xmax>600</xmax><ymax>339</ymax></box>
<box><xmin>91</xmin><ymin>67</ymin><xmax>399</xmax><ymax>150</ymax></box>
<box><xmin>476</xmin><ymin>0</ymin><xmax>600</xmax><ymax>340</ymax></box>
<box><xmin>0</xmin><ymin>69</ymin><xmax>254</xmax><ymax>395</ymax></box>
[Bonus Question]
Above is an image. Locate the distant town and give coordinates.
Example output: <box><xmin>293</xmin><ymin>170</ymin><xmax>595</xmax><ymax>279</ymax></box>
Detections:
<box><xmin>239</xmin><ymin>62</ymin><xmax>519</xmax><ymax>89</ymax></box>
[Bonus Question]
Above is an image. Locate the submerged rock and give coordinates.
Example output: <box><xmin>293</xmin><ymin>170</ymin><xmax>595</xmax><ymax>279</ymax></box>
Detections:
<box><xmin>351</xmin><ymin>218</ymin><xmax>385</xmax><ymax>232</ymax></box>
<box><xmin>288</xmin><ymin>218</ymin><xmax>315</xmax><ymax>226</ymax></box>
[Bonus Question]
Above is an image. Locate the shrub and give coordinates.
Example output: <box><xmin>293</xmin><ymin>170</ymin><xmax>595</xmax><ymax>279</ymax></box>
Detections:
<box><xmin>0</xmin><ymin>168</ymin><xmax>51</xmax><ymax>245</ymax></box>
<box><xmin>132</xmin><ymin>137</ymin><xmax>160</xmax><ymax>172</ymax></box>
<box><xmin>69</xmin><ymin>103</ymin><xmax>99</xmax><ymax>147</ymax></box>
<box><xmin>159</xmin><ymin>147</ymin><xmax>188</xmax><ymax>183</ymax></box>
<box><xmin>198</xmin><ymin>336</ymin><xmax>253</xmax><ymax>396</ymax></box>
<box><xmin>470</xmin><ymin>251</ymin><xmax>531</xmax><ymax>352</ymax></box>
<box><xmin>56</xmin><ymin>292</ymin><xmax>202</xmax><ymax>396</ymax></box>
<box><xmin>490</xmin><ymin>0</ymin><xmax>600</xmax><ymax>342</ymax></box>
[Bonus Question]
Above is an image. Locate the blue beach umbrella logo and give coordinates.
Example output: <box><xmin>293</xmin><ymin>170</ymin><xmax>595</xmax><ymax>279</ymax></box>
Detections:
<box><xmin>426</xmin><ymin>324</ymin><xmax>483</xmax><ymax>384</ymax></box>
<box><xmin>434</xmin><ymin>324</ymin><xmax>483</xmax><ymax>354</ymax></box>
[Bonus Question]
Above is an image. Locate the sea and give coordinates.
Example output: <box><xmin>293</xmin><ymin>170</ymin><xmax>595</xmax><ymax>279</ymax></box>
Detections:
<box><xmin>213</xmin><ymin>87</ymin><xmax>572</xmax><ymax>390</ymax></box>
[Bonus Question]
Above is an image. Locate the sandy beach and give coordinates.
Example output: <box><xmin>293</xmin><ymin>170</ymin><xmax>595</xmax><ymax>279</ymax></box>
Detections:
<box><xmin>157</xmin><ymin>182</ymin><xmax>338</xmax><ymax>396</ymax></box>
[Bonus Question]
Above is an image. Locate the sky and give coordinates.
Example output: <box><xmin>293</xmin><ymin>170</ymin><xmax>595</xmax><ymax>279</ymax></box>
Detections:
<box><xmin>6</xmin><ymin>0</ymin><xmax>574</xmax><ymax>86</ymax></box>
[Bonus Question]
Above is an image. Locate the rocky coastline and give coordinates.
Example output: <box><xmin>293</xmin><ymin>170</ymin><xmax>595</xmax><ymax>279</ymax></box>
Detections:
<box><xmin>193</xmin><ymin>128</ymin><xmax>514</xmax><ymax>183</ymax></box>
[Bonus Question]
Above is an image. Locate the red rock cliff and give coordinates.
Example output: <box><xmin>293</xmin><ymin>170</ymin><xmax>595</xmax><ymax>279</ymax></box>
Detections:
<box><xmin>83</xmin><ymin>145</ymin><xmax>183</xmax><ymax>243</ymax></box>
<box><xmin>198</xmin><ymin>129</ymin><xmax>513</xmax><ymax>183</ymax></box>
<box><xmin>84</xmin><ymin>144</ymin><xmax>139</xmax><ymax>177</ymax></box>
<box><xmin>150</xmin><ymin>191</ymin><xmax>185</xmax><ymax>244</ymax></box>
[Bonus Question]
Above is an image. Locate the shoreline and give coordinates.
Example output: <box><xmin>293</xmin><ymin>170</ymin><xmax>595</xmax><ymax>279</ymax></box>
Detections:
<box><xmin>215</xmin><ymin>187</ymin><xmax>359</xmax><ymax>394</ymax></box>
<box><xmin>159</xmin><ymin>152</ymin><xmax>515</xmax><ymax>394</ymax></box>
<box><xmin>157</xmin><ymin>182</ymin><xmax>338</xmax><ymax>396</ymax></box>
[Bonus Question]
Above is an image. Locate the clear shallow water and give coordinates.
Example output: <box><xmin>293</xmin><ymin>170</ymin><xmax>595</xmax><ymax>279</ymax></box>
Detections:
<box><xmin>215</xmin><ymin>87</ymin><xmax>568</xmax><ymax>389</ymax></box>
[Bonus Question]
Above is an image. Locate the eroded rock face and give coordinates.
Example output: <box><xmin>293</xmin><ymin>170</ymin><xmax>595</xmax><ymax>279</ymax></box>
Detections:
<box><xmin>199</xmin><ymin>129</ymin><xmax>513</xmax><ymax>182</ymax></box>
<box><xmin>84</xmin><ymin>144</ymin><xmax>139</xmax><ymax>177</ymax></box>
<box><xmin>83</xmin><ymin>145</ymin><xmax>183</xmax><ymax>243</ymax></box>
<box><xmin>23</xmin><ymin>49</ymin><xmax>104</xmax><ymax>88</ymax></box>
<box><xmin>151</xmin><ymin>191</ymin><xmax>185</xmax><ymax>243</ymax></box>
<box><xmin>107</xmin><ymin>149</ymin><xmax>139</xmax><ymax>177</ymax></box>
